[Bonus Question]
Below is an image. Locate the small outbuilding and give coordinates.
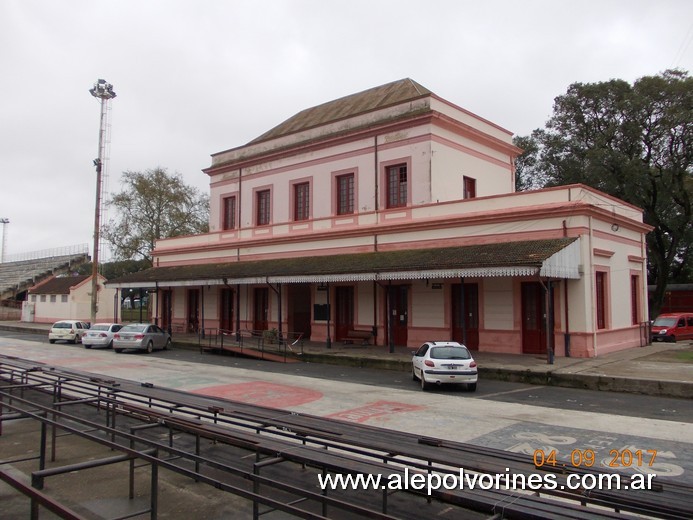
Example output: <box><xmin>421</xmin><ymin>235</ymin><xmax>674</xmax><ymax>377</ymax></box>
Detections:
<box><xmin>22</xmin><ymin>274</ymin><xmax>116</xmax><ymax>324</ymax></box>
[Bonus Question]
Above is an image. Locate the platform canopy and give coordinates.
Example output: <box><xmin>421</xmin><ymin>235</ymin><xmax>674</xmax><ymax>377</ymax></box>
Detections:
<box><xmin>106</xmin><ymin>237</ymin><xmax>581</xmax><ymax>289</ymax></box>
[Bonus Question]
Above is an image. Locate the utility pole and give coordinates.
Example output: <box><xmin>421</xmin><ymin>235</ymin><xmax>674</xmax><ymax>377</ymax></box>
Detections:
<box><xmin>89</xmin><ymin>79</ymin><xmax>116</xmax><ymax>325</ymax></box>
<box><xmin>0</xmin><ymin>218</ymin><xmax>8</xmax><ymax>263</ymax></box>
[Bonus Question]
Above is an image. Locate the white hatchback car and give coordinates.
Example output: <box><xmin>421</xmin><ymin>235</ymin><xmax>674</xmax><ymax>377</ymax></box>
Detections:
<box><xmin>412</xmin><ymin>341</ymin><xmax>478</xmax><ymax>391</ymax></box>
<box><xmin>82</xmin><ymin>323</ymin><xmax>123</xmax><ymax>349</ymax></box>
<box><xmin>48</xmin><ymin>320</ymin><xmax>89</xmax><ymax>344</ymax></box>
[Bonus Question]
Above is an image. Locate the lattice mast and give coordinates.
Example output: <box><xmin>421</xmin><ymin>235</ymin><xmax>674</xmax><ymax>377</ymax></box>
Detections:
<box><xmin>89</xmin><ymin>79</ymin><xmax>116</xmax><ymax>324</ymax></box>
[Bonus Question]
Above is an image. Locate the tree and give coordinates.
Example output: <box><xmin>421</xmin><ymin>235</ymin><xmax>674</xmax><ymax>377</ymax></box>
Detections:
<box><xmin>515</xmin><ymin>70</ymin><xmax>692</xmax><ymax>316</ymax></box>
<box><xmin>103</xmin><ymin>167</ymin><xmax>209</xmax><ymax>265</ymax></box>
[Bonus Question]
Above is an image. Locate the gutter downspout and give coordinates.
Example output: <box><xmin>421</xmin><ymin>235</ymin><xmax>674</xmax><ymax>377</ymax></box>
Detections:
<box><xmin>589</xmin><ymin>216</ymin><xmax>598</xmax><ymax>357</ymax></box>
<box><xmin>562</xmin><ymin>220</ymin><xmax>570</xmax><ymax>357</ymax></box>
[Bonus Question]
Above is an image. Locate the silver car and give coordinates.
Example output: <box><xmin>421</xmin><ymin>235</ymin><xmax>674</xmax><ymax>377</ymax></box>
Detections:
<box><xmin>113</xmin><ymin>323</ymin><xmax>172</xmax><ymax>353</ymax></box>
<box><xmin>82</xmin><ymin>323</ymin><xmax>123</xmax><ymax>349</ymax></box>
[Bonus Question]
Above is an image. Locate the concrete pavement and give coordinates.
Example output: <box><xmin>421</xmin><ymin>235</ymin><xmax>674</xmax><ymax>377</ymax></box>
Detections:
<box><xmin>1</xmin><ymin>320</ymin><xmax>691</xmax><ymax>398</ymax></box>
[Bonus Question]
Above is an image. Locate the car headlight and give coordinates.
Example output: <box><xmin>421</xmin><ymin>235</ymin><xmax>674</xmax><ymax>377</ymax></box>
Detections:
<box><xmin>658</xmin><ymin>329</ymin><xmax>668</xmax><ymax>334</ymax></box>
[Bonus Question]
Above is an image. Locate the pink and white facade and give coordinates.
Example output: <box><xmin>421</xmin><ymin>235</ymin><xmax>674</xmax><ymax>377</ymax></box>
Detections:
<box><xmin>109</xmin><ymin>79</ymin><xmax>651</xmax><ymax>358</ymax></box>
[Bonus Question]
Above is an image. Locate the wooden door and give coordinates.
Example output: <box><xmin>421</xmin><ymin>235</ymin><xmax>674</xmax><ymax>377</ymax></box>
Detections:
<box><xmin>220</xmin><ymin>288</ymin><xmax>234</xmax><ymax>332</ymax></box>
<box><xmin>288</xmin><ymin>284</ymin><xmax>312</xmax><ymax>339</ymax></box>
<box><xmin>253</xmin><ymin>287</ymin><xmax>269</xmax><ymax>332</ymax></box>
<box><xmin>452</xmin><ymin>283</ymin><xmax>479</xmax><ymax>349</ymax></box>
<box><xmin>522</xmin><ymin>282</ymin><xmax>546</xmax><ymax>354</ymax></box>
<box><xmin>160</xmin><ymin>290</ymin><xmax>172</xmax><ymax>332</ymax></box>
<box><xmin>187</xmin><ymin>289</ymin><xmax>200</xmax><ymax>333</ymax></box>
<box><xmin>335</xmin><ymin>286</ymin><xmax>354</xmax><ymax>341</ymax></box>
<box><xmin>389</xmin><ymin>285</ymin><xmax>408</xmax><ymax>346</ymax></box>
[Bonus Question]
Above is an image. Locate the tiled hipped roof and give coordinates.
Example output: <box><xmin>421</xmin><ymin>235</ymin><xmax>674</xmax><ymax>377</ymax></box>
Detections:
<box><xmin>29</xmin><ymin>275</ymin><xmax>90</xmax><ymax>295</ymax></box>
<box><xmin>107</xmin><ymin>238</ymin><xmax>579</xmax><ymax>287</ymax></box>
<box><xmin>249</xmin><ymin>79</ymin><xmax>432</xmax><ymax>144</ymax></box>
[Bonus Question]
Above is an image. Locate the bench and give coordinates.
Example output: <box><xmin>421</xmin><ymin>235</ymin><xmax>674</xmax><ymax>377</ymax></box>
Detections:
<box><xmin>343</xmin><ymin>329</ymin><xmax>373</xmax><ymax>345</ymax></box>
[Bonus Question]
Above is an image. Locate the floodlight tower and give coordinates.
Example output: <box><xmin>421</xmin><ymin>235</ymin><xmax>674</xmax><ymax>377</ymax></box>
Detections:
<box><xmin>89</xmin><ymin>79</ymin><xmax>116</xmax><ymax>324</ymax></box>
<box><xmin>0</xmin><ymin>218</ymin><xmax>8</xmax><ymax>263</ymax></box>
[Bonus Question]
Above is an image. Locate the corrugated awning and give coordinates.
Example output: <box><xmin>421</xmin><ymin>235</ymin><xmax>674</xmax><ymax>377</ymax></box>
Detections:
<box><xmin>106</xmin><ymin>237</ymin><xmax>581</xmax><ymax>289</ymax></box>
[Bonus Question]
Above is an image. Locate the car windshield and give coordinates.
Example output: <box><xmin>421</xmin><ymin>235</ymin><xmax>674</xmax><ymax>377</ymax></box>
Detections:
<box><xmin>429</xmin><ymin>347</ymin><xmax>471</xmax><ymax>360</ymax></box>
<box><xmin>653</xmin><ymin>317</ymin><xmax>677</xmax><ymax>327</ymax></box>
<box><xmin>90</xmin><ymin>324</ymin><xmax>110</xmax><ymax>331</ymax></box>
<box><xmin>53</xmin><ymin>322</ymin><xmax>72</xmax><ymax>329</ymax></box>
<box><xmin>120</xmin><ymin>324</ymin><xmax>147</xmax><ymax>333</ymax></box>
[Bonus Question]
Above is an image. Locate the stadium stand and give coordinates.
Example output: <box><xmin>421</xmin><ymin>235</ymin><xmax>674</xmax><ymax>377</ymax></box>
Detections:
<box><xmin>0</xmin><ymin>253</ymin><xmax>90</xmax><ymax>303</ymax></box>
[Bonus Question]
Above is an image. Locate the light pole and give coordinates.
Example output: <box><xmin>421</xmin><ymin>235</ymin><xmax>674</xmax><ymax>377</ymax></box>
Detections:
<box><xmin>89</xmin><ymin>79</ymin><xmax>116</xmax><ymax>324</ymax></box>
<box><xmin>0</xmin><ymin>218</ymin><xmax>8</xmax><ymax>263</ymax></box>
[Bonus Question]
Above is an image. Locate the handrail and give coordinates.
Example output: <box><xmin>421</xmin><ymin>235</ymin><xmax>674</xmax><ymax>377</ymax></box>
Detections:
<box><xmin>198</xmin><ymin>328</ymin><xmax>306</xmax><ymax>361</ymax></box>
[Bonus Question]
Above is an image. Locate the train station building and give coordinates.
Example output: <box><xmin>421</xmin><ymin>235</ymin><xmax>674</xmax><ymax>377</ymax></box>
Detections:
<box><xmin>108</xmin><ymin>79</ymin><xmax>651</xmax><ymax>358</ymax></box>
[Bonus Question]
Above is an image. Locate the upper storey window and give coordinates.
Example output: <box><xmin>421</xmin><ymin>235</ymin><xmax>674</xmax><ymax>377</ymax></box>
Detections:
<box><xmin>463</xmin><ymin>176</ymin><xmax>477</xmax><ymax>199</ymax></box>
<box><xmin>294</xmin><ymin>182</ymin><xmax>310</xmax><ymax>221</ymax></box>
<box><xmin>256</xmin><ymin>189</ymin><xmax>271</xmax><ymax>226</ymax></box>
<box><xmin>222</xmin><ymin>196</ymin><xmax>236</xmax><ymax>230</ymax></box>
<box><xmin>337</xmin><ymin>173</ymin><xmax>354</xmax><ymax>215</ymax></box>
<box><xmin>387</xmin><ymin>164</ymin><xmax>407</xmax><ymax>208</ymax></box>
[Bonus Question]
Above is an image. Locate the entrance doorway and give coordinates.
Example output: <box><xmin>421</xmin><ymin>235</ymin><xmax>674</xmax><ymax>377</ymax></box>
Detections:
<box><xmin>288</xmin><ymin>285</ymin><xmax>312</xmax><ymax>339</ymax></box>
<box><xmin>451</xmin><ymin>283</ymin><xmax>479</xmax><ymax>349</ymax></box>
<box><xmin>521</xmin><ymin>282</ymin><xmax>547</xmax><ymax>354</ymax></box>
<box><xmin>335</xmin><ymin>286</ymin><xmax>354</xmax><ymax>342</ymax></box>
<box><xmin>220</xmin><ymin>288</ymin><xmax>234</xmax><ymax>332</ymax></box>
<box><xmin>187</xmin><ymin>289</ymin><xmax>200</xmax><ymax>333</ymax></box>
<box><xmin>160</xmin><ymin>290</ymin><xmax>172</xmax><ymax>332</ymax></box>
<box><xmin>388</xmin><ymin>285</ymin><xmax>408</xmax><ymax>346</ymax></box>
<box><xmin>253</xmin><ymin>287</ymin><xmax>269</xmax><ymax>332</ymax></box>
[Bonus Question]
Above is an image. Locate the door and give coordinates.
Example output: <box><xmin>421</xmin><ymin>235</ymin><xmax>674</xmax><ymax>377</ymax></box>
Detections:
<box><xmin>522</xmin><ymin>282</ymin><xmax>546</xmax><ymax>354</ymax></box>
<box><xmin>335</xmin><ymin>286</ymin><xmax>354</xmax><ymax>341</ymax></box>
<box><xmin>220</xmin><ymin>288</ymin><xmax>234</xmax><ymax>332</ymax></box>
<box><xmin>160</xmin><ymin>290</ymin><xmax>172</xmax><ymax>332</ymax></box>
<box><xmin>451</xmin><ymin>283</ymin><xmax>479</xmax><ymax>349</ymax></box>
<box><xmin>253</xmin><ymin>287</ymin><xmax>269</xmax><ymax>332</ymax></box>
<box><xmin>187</xmin><ymin>289</ymin><xmax>200</xmax><ymax>333</ymax></box>
<box><xmin>288</xmin><ymin>284</ymin><xmax>312</xmax><ymax>340</ymax></box>
<box><xmin>389</xmin><ymin>285</ymin><xmax>409</xmax><ymax>346</ymax></box>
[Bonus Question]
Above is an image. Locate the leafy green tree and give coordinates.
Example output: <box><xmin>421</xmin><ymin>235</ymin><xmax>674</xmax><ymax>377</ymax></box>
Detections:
<box><xmin>103</xmin><ymin>167</ymin><xmax>209</xmax><ymax>265</ymax></box>
<box><xmin>514</xmin><ymin>70</ymin><xmax>692</xmax><ymax>315</ymax></box>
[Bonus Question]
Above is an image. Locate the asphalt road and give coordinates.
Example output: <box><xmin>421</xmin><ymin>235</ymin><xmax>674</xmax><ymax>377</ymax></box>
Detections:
<box><xmin>2</xmin><ymin>329</ymin><xmax>691</xmax><ymax>424</ymax></box>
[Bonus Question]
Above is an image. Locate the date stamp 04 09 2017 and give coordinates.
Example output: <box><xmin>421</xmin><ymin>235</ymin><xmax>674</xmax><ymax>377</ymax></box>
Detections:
<box><xmin>534</xmin><ymin>448</ymin><xmax>658</xmax><ymax>469</ymax></box>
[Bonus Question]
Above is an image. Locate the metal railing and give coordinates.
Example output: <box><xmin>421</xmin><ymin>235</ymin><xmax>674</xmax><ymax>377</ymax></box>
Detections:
<box><xmin>197</xmin><ymin>329</ymin><xmax>305</xmax><ymax>362</ymax></box>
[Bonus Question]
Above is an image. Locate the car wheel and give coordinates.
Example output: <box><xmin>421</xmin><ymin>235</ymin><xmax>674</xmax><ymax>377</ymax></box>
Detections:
<box><xmin>146</xmin><ymin>341</ymin><xmax>154</xmax><ymax>354</ymax></box>
<box><xmin>107</xmin><ymin>341</ymin><xmax>113</xmax><ymax>349</ymax></box>
<box><xmin>49</xmin><ymin>339</ymin><xmax>55</xmax><ymax>344</ymax></box>
<box><xmin>468</xmin><ymin>382</ymin><xmax>477</xmax><ymax>392</ymax></box>
<box><xmin>164</xmin><ymin>338</ymin><xmax>172</xmax><ymax>350</ymax></box>
<box><xmin>84</xmin><ymin>344</ymin><xmax>91</xmax><ymax>349</ymax></box>
<box><xmin>114</xmin><ymin>348</ymin><xmax>123</xmax><ymax>353</ymax></box>
<box><xmin>420</xmin><ymin>372</ymin><xmax>428</xmax><ymax>391</ymax></box>
<box><xmin>412</xmin><ymin>367</ymin><xmax>418</xmax><ymax>381</ymax></box>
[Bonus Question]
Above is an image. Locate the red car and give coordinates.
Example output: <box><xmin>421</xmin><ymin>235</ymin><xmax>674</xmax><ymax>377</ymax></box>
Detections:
<box><xmin>651</xmin><ymin>313</ymin><xmax>693</xmax><ymax>343</ymax></box>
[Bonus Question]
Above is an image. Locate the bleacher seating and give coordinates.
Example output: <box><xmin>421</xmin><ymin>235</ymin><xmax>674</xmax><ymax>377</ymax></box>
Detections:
<box><xmin>0</xmin><ymin>254</ymin><xmax>90</xmax><ymax>301</ymax></box>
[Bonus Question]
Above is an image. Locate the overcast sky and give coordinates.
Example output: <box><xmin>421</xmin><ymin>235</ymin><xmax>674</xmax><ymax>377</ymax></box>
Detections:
<box><xmin>1</xmin><ymin>0</ymin><xmax>691</xmax><ymax>261</ymax></box>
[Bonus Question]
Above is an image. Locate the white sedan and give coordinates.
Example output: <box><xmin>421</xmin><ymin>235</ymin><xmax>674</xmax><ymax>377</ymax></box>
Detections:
<box><xmin>82</xmin><ymin>323</ymin><xmax>123</xmax><ymax>349</ymax></box>
<box><xmin>412</xmin><ymin>341</ymin><xmax>478</xmax><ymax>391</ymax></box>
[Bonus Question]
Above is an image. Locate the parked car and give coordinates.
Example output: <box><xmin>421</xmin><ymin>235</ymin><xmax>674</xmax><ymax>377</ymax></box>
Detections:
<box><xmin>412</xmin><ymin>341</ymin><xmax>478</xmax><ymax>391</ymax></box>
<box><xmin>82</xmin><ymin>323</ymin><xmax>123</xmax><ymax>349</ymax></box>
<box><xmin>48</xmin><ymin>320</ymin><xmax>89</xmax><ymax>344</ymax></box>
<box><xmin>651</xmin><ymin>313</ymin><xmax>693</xmax><ymax>343</ymax></box>
<box><xmin>113</xmin><ymin>323</ymin><xmax>172</xmax><ymax>353</ymax></box>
